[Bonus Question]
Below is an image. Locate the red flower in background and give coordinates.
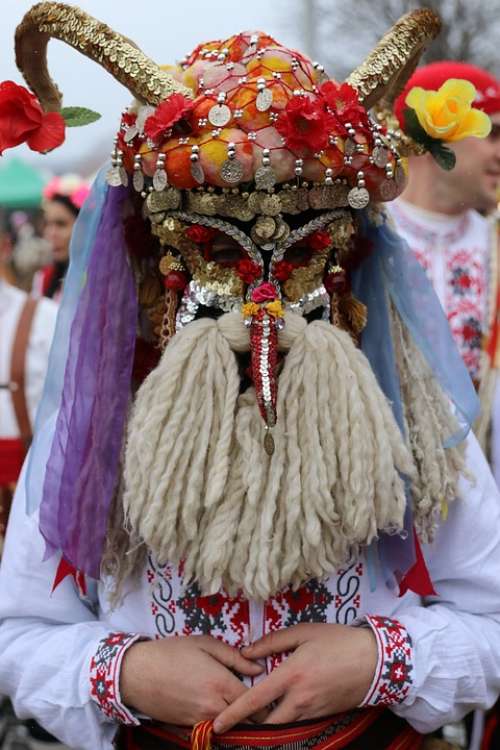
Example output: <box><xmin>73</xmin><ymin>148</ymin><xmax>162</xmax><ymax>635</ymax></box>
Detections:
<box><xmin>144</xmin><ymin>94</ymin><xmax>193</xmax><ymax>142</ymax></box>
<box><xmin>0</xmin><ymin>81</ymin><xmax>65</xmax><ymax>155</ymax></box>
<box><xmin>276</xmin><ymin>95</ymin><xmax>334</xmax><ymax>154</ymax></box>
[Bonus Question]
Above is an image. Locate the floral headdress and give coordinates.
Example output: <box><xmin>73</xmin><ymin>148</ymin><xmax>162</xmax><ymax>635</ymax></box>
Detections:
<box><xmin>4</xmin><ymin>3</ymin><xmax>483</xmax><ymax>601</ymax></box>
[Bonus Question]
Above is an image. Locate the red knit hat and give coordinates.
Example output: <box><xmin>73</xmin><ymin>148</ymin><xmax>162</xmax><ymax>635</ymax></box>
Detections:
<box><xmin>394</xmin><ymin>61</ymin><xmax>500</xmax><ymax>127</ymax></box>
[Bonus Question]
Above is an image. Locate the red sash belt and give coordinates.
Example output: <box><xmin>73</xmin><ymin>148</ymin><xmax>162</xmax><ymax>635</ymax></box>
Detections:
<box><xmin>0</xmin><ymin>438</ymin><xmax>25</xmax><ymax>487</ymax></box>
<box><xmin>117</xmin><ymin>710</ymin><xmax>423</xmax><ymax>750</ymax></box>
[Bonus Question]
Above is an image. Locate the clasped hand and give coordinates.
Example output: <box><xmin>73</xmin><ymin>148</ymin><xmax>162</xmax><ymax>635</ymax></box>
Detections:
<box><xmin>120</xmin><ymin>623</ymin><xmax>377</xmax><ymax>731</ymax></box>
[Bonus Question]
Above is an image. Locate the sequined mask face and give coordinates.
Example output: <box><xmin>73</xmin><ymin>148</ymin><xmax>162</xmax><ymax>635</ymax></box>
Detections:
<box><xmin>148</xmin><ymin>207</ymin><xmax>356</xmax><ymax>328</ymax></box>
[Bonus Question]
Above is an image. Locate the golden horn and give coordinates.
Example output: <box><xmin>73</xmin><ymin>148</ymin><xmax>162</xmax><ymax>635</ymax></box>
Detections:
<box><xmin>15</xmin><ymin>1</ymin><xmax>192</xmax><ymax>113</ymax></box>
<box><xmin>346</xmin><ymin>9</ymin><xmax>441</xmax><ymax>110</ymax></box>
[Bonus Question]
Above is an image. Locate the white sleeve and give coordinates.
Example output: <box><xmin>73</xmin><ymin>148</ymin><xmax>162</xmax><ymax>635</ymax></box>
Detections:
<box><xmin>490</xmin><ymin>373</ymin><xmax>500</xmax><ymax>487</ymax></box>
<box><xmin>0</xmin><ymin>468</ymin><xmax>120</xmax><ymax>750</ymax></box>
<box><xmin>391</xmin><ymin>434</ymin><xmax>500</xmax><ymax>733</ymax></box>
<box><xmin>25</xmin><ymin>298</ymin><xmax>58</xmax><ymax>426</ymax></box>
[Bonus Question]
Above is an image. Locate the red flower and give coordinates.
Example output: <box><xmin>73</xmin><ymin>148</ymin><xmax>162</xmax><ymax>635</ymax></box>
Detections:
<box><xmin>237</xmin><ymin>259</ymin><xmax>261</xmax><ymax>283</ymax></box>
<box><xmin>144</xmin><ymin>94</ymin><xmax>193</xmax><ymax>142</ymax></box>
<box><xmin>273</xmin><ymin>260</ymin><xmax>294</xmax><ymax>281</ymax></box>
<box><xmin>309</xmin><ymin>230</ymin><xmax>332</xmax><ymax>252</ymax></box>
<box><xmin>252</xmin><ymin>282</ymin><xmax>278</xmax><ymax>303</ymax></box>
<box><xmin>122</xmin><ymin>111</ymin><xmax>137</xmax><ymax>127</ymax></box>
<box><xmin>0</xmin><ymin>81</ymin><xmax>65</xmax><ymax>155</ymax></box>
<box><xmin>276</xmin><ymin>95</ymin><xmax>334</xmax><ymax>154</ymax></box>
<box><xmin>185</xmin><ymin>224</ymin><xmax>217</xmax><ymax>244</ymax></box>
<box><xmin>320</xmin><ymin>81</ymin><xmax>370</xmax><ymax>135</ymax></box>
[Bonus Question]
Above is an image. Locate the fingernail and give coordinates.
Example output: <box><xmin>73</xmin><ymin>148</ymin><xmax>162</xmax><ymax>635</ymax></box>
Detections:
<box><xmin>213</xmin><ymin>721</ymin><xmax>222</xmax><ymax>734</ymax></box>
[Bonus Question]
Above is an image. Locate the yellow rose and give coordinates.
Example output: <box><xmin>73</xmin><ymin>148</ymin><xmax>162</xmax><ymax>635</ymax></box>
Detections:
<box><xmin>266</xmin><ymin>300</ymin><xmax>284</xmax><ymax>318</ymax></box>
<box><xmin>242</xmin><ymin>302</ymin><xmax>259</xmax><ymax>318</ymax></box>
<box><xmin>406</xmin><ymin>79</ymin><xmax>491</xmax><ymax>142</ymax></box>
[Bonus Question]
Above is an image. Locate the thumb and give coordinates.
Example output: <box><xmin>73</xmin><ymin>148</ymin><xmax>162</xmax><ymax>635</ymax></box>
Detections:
<box><xmin>242</xmin><ymin>626</ymin><xmax>305</xmax><ymax>658</ymax></box>
<box><xmin>203</xmin><ymin>638</ymin><xmax>264</xmax><ymax>676</ymax></box>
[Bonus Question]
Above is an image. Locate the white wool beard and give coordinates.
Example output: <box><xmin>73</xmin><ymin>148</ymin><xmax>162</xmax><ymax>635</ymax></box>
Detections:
<box><xmin>122</xmin><ymin>311</ymin><xmax>415</xmax><ymax>600</ymax></box>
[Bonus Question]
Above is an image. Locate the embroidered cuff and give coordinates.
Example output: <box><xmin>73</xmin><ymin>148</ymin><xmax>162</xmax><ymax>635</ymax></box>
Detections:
<box><xmin>90</xmin><ymin>632</ymin><xmax>142</xmax><ymax>725</ymax></box>
<box><xmin>359</xmin><ymin>616</ymin><xmax>414</xmax><ymax>707</ymax></box>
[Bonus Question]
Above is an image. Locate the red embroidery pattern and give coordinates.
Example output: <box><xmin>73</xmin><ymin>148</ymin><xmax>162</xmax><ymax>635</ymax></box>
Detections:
<box><xmin>147</xmin><ymin>555</ymin><xmax>249</xmax><ymax>646</ymax></box>
<box><xmin>176</xmin><ymin>582</ymin><xmax>249</xmax><ymax>645</ymax></box>
<box><xmin>362</xmin><ymin>616</ymin><xmax>413</xmax><ymax>707</ymax></box>
<box><xmin>390</xmin><ymin>203</ymin><xmax>489</xmax><ymax>383</ymax></box>
<box><xmin>446</xmin><ymin>249</ymin><xmax>486</xmax><ymax>380</ymax></box>
<box><xmin>89</xmin><ymin>632</ymin><xmax>141</xmax><ymax>725</ymax></box>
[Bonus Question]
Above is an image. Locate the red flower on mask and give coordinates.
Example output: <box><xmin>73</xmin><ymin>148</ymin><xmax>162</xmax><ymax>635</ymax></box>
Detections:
<box><xmin>144</xmin><ymin>94</ymin><xmax>193</xmax><ymax>142</ymax></box>
<box><xmin>0</xmin><ymin>81</ymin><xmax>65</xmax><ymax>155</ymax></box>
<box><xmin>237</xmin><ymin>259</ymin><xmax>261</xmax><ymax>284</ymax></box>
<box><xmin>273</xmin><ymin>260</ymin><xmax>294</xmax><ymax>281</ymax></box>
<box><xmin>320</xmin><ymin>81</ymin><xmax>370</xmax><ymax>135</ymax></box>
<box><xmin>309</xmin><ymin>230</ymin><xmax>332</xmax><ymax>252</ymax></box>
<box><xmin>276</xmin><ymin>95</ymin><xmax>334</xmax><ymax>154</ymax></box>
<box><xmin>185</xmin><ymin>225</ymin><xmax>217</xmax><ymax>244</ymax></box>
<box><xmin>252</xmin><ymin>282</ymin><xmax>279</xmax><ymax>303</ymax></box>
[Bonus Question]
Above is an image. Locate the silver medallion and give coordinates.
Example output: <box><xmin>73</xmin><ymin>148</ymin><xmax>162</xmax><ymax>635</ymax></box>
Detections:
<box><xmin>119</xmin><ymin>167</ymin><xmax>129</xmax><ymax>187</ymax></box>
<box><xmin>378</xmin><ymin>180</ymin><xmax>398</xmax><ymax>201</ymax></box>
<box><xmin>153</xmin><ymin>169</ymin><xmax>168</xmax><ymax>192</ymax></box>
<box><xmin>255</xmin><ymin>165</ymin><xmax>277</xmax><ymax>190</ymax></box>
<box><xmin>106</xmin><ymin>166</ymin><xmax>123</xmax><ymax>188</ymax></box>
<box><xmin>133</xmin><ymin>170</ymin><xmax>145</xmax><ymax>193</ymax></box>
<box><xmin>124</xmin><ymin>125</ymin><xmax>139</xmax><ymax>143</ymax></box>
<box><xmin>220</xmin><ymin>159</ymin><xmax>244</xmax><ymax>184</ymax></box>
<box><xmin>208</xmin><ymin>103</ymin><xmax>232</xmax><ymax>127</ymax></box>
<box><xmin>372</xmin><ymin>146</ymin><xmax>389</xmax><ymax>168</ymax></box>
<box><xmin>256</xmin><ymin>89</ymin><xmax>273</xmax><ymax>112</ymax></box>
<box><xmin>348</xmin><ymin>186</ymin><xmax>370</xmax><ymax>209</ymax></box>
<box><xmin>190</xmin><ymin>162</ymin><xmax>205</xmax><ymax>184</ymax></box>
<box><xmin>136</xmin><ymin>105</ymin><xmax>156</xmax><ymax>133</ymax></box>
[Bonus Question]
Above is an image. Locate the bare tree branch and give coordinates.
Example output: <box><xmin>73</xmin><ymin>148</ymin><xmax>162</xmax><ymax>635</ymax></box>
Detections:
<box><xmin>303</xmin><ymin>0</ymin><xmax>500</xmax><ymax>80</ymax></box>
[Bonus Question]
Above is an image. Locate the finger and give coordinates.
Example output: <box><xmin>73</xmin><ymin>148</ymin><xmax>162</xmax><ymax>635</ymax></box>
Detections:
<box><xmin>202</xmin><ymin>638</ymin><xmax>264</xmax><ymax>676</ymax></box>
<box><xmin>242</xmin><ymin>626</ymin><xmax>305</xmax><ymax>659</ymax></box>
<box><xmin>213</xmin><ymin>670</ymin><xmax>287</xmax><ymax>734</ymax></box>
<box><xmin>221</xmin><ymin>670</ymin><xmax>250</xmax><ymax>704</ymax></box>
<box><xmin>264</xmin><ymin>697</ymin><xmax>302</xmax><ymax>725</ymax></box>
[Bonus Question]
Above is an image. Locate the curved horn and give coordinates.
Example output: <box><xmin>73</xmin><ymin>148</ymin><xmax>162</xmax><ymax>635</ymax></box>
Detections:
<box><xmin>15</xmin><ymin>1</ymin><xmax>192</xmax><ymax>113</ymax></box>
<box><xmin>346</xmin><ymin>9</ymin><xmax>441</xmax><ymax>110</ymax></box>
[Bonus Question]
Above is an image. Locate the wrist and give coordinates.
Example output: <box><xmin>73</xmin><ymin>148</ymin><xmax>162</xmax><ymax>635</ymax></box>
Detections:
<box><xmin>358</xmin><ymin>615</ymin><xmax>414</xmax><ymax>708</ymax></box>
<box><xmin>89</xmin><ymin>632</ymin><xmax>145</xmax><ymax>725</ymax></box>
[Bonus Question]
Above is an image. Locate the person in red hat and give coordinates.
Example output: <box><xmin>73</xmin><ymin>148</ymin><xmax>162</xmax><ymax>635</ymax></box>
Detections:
<box><xmin>390</xmin><ymin>61</ymin><xmax>500</xmax><ymax>485</ymax></box>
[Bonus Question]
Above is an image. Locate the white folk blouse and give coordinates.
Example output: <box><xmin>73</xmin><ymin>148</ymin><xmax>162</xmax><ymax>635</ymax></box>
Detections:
<box><xmin>0</xmin><ymin>435</ymin><xmax>500</xmax><ymax>748</ymax></box>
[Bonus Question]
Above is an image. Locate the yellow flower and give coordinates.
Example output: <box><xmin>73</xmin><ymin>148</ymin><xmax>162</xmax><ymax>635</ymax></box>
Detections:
<box><xmin>406</xmin><ymin>79</ymin><xmax>491</xmax><ymax>142</ymax></box>
<box><xmin>242</xmin><ymin>302</ymin><xmax>259</xmax><ymax>318</ymax></box>
<box><xmin>266</xmin><ymin>300</ymin><xmax>284</xmax><ymax>318</ymax></box>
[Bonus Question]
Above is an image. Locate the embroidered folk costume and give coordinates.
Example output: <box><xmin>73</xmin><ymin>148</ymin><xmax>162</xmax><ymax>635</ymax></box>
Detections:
<box><xmin>0</xmin><ymin>280</ymin><xmax>56</xmax><ymax>547</ymax></box>
<box><xmin>387</xmin><ymin>62</ymin><xmax>500</xmax><ymax>482</ymax></box>
<box><xmin>1</xmin><ymin>4</ymin><xmax>500</xmax><ymax>750</ymax></box>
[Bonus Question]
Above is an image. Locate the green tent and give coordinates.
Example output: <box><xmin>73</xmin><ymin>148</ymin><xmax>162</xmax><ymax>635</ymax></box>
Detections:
<box><xmin>0</xmin><ymin>158</ymin><xmax>48</xmax><ymax>209</ymax></box>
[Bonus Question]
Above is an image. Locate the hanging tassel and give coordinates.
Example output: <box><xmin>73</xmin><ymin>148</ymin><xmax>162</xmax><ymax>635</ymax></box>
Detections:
<box><xmin>158</xmin><ymin>252</ymin><xmax>188</xmax><ymax>351</ymax></box>
<box><xmin>326</xmin><ymin>265</ymin><xmax>367</xmax><ymax>340</ymax></box>
<box><xmin>191</xmin><ymin>720</ymin><xmax>214</xmax><ymax>750</ymax></box>
<box><xmin>338</xmin><ymin>293</ymin><xmax>367</xmax><ymax>337</ymax></box>
<box><xmin>243</xmin><ymin>284</ymin><xmax>284</xmax><ymax>456</ymax></box>
<box><xmin>159</xmin><ymin>287</ymin><xmax>179</xmax><ymax>351</ymax></box>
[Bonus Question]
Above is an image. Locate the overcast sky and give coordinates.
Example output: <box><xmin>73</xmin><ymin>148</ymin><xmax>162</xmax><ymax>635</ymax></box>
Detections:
<box><xmin>1</xmin><ymin>0</ymin><xmax>306</xmax><ymax>173</ymax></box>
